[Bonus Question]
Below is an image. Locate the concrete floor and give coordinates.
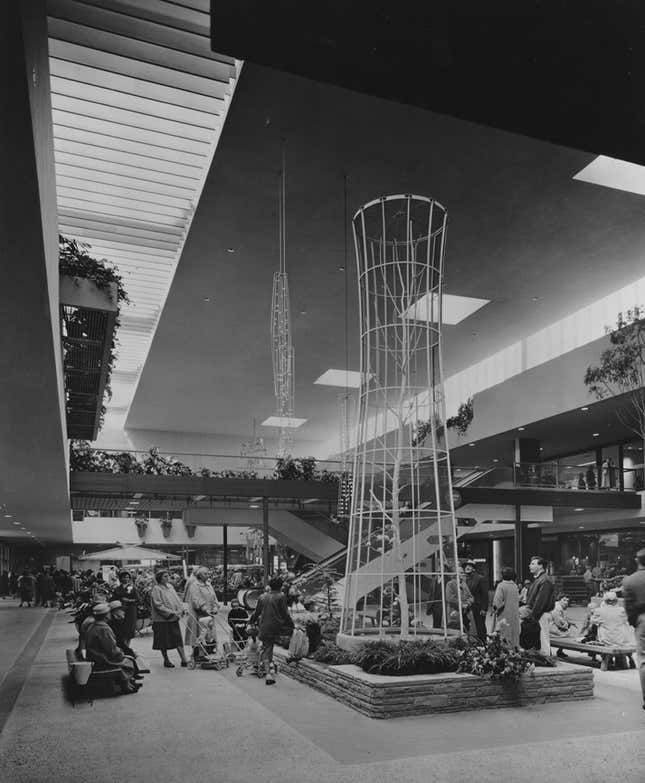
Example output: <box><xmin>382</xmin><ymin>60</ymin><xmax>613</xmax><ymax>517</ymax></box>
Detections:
<box><xmin>0</xmin><ymin>599</ymin><xmax>643</xmax><ymax>783</ymax></box>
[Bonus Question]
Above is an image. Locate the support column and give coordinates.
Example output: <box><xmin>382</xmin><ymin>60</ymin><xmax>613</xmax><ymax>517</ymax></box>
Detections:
<box><xmin>222</xmin><ymin>524</ymin><xmax>228</xmax><ymax>605</ymax></box>
<box><xmin>514</xmin><ymin>504</ymin><xmax>524</xmax><ymax>582</ymax></box>
<box><xmin>618</xmin><ymin>444</ymin><xmax>624</xmax><ymax>491</ymax></box>
<box><xmin>262</xmin><ymin>497</ymin><xmax>270</xmax><ymax>583</ymax></box>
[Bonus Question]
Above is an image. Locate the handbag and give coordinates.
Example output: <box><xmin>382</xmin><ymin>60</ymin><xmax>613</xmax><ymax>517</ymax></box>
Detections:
<box><xmin>287</xmin><ymin>628</ymin><xmax>309</xmax><ymax>661</ymax></box>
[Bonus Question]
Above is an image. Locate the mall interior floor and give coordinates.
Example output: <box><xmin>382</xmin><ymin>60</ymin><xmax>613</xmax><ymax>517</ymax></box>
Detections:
<box><xmin>0</xmin><ymin>600</ymin><xmax>643</xmax><ymax>783</ymax></box>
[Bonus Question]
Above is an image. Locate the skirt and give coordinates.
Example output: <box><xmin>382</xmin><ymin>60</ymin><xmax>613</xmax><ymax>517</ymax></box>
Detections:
<box><xmin>152</xmin><ymin>620</ymin><xmax>183</xmax><ymax>650</ymax></box>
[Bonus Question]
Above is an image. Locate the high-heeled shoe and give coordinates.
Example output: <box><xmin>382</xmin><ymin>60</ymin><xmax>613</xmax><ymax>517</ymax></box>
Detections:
<box><xmin>163</xmin><ymin>660</ymin><xmax>175</xmax><ymax>668</ymax></box>
<box><xmin>180</xmin><ymin>661</ymin><xmax>188</xmax><ymax>667</ymax></box>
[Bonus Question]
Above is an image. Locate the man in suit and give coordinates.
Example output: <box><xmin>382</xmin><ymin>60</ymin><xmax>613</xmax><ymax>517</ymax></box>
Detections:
<box><xmin>622</xmin><ymin>548</ymin><xmax>645</xmax><ymax>710</ymax></box>
<box><xmin>519</xmin><ymin>555</ymin><xmax>555</xmax><ymax>651</ymax></box>
<box><xmin>464</xmin><ymin>560</ymin><xmax>489</xmax><ymax>641</ymax></box>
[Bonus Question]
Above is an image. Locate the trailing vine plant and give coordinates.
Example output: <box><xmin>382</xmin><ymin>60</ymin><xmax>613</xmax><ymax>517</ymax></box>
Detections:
<box><xmin>412</xmin><ymin>397</ymin><xmax>474</xmax><ymax>447</ymax></box>
<box><xmin>59</xmin><ymin>235</ymin><xmax>130</xmax><ymax>429</ymax></box>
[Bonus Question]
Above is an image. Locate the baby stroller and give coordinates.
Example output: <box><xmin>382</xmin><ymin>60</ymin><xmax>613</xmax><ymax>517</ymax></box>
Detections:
<box><xmin>185</xmin><ymin>615</ymin><xmax>229</xmax><ymax>671</ymax></box>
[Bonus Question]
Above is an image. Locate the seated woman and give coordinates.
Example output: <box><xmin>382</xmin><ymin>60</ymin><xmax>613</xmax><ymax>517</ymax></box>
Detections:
<box><xmin>549</xmin><ymin>595</ymin><xmax>577</xmax><ymax>659</ymax></box>
<box><xmin>590</xmin><ymin>591</ymin><xmax>634</xmax><ymax>647</ymax></box>
<box><xmin>85</xmin><ymin>603</ymin><xmax>140</xmax><ymax>695</ymax></box>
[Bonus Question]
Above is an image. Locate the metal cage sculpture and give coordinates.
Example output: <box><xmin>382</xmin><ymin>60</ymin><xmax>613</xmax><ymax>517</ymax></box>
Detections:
<box><xmin>339</xmin><ymin>194</ymin><xmax>463</xmax><ymax>643</ymax></box>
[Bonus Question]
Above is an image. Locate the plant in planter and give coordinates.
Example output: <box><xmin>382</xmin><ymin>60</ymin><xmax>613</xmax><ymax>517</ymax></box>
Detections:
<box><xmin>310</xmin><ymin>641</ymin><xmax>354</xmax><ymax>665</ymax></box>
<box><xmin>134</xmin><ymin>518</ymin><xmax>148</xmax><ymax>538</ymax></box>
<box><xmin>456</xmin><ymin>632</ymin><xmax>535</xmax><ymax>682</ymax></box>
<box><xmin>60</xmin><ymin>235</ymin><xmax>130</xmax><ymax>430</ymax></box>
<box><xmin>160</xmin><ymin>519</ymin><xmax>172</xmax><ymax>538</ymax></box>
<box><xmin>352</xmin><ymin>638</ymin><xmax>461</xmax><ymax>676</ymax></box>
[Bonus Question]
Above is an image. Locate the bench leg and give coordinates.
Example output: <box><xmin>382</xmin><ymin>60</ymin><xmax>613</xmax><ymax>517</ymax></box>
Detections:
<box><xmin>600</xmin><ymin>655</ymin><xmax>609</xmax><ymax>671</ymax></box>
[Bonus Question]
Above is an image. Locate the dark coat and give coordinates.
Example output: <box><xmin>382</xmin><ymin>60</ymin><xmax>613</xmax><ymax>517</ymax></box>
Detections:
<box><xmin>250</xmin><ymin>590</ymin><xmax>294</xmax><ymax>643</ymax></box>
<box><xmin>524</xmin><ymin>572</ymin><xmax>555</xmax><ymax>622</ymax></box>
<box><xmin>466</xmin><ymin>571</ymin><xmax>489</xmax><ymax>611</ymax></box>
<box><xmin>622</xmin><ymin>567</ymin><xmax>645</xmax><ymax>626</ymax></box>
<box><xmin>86</xmin><ymin>619</ymin><xmax>126</xmax><ymax>667</ymax></box>
<box><xmin>111</xmin><ymin>583</ymin><xmax>140</xmax><ymax>639</ymax></box>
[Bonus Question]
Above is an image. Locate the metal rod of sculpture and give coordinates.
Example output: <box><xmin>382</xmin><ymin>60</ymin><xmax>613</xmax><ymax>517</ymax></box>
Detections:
<box><xmin>341</xmin><ymin>194</ymin><xmax>463</xmax><ymax>640</ymax></box>
<box><xmin>336</xmin><ymin>392</ymin><xmax>354</xmax><ymax>522</ymax></box>
<box><xmin>270</xmin><ymin>151</ymin><xmax>295</xmax><ymax>457</ymax></box>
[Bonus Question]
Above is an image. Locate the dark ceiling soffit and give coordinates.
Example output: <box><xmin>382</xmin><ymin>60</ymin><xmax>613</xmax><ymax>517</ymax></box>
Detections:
<box><xmin>459</xmin><ymin>486</ymin><xmax>641</xmax><ymax>509</ymax></box>
<box><xmin>69</xmin><ymin>472</ymin><xmax>338</xmax><ymax>500</ymax></box>
<box><xmin>210</xmin><ymin>1</ymin><xmax>645</xmax><ymax>166</ymax></box>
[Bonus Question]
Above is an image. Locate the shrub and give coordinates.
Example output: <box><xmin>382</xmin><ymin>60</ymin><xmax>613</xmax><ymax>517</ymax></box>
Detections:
<box><xmin>456</xmin><ymin>632</ymin><xmax>533</xmax><ymax>682</ymax></box>
<box><xmin>310</xmin><ymin>641</ymin><xmax>353</xmax><ymax>665</ymax></box>
<box><xmin>352</xmin><ymin>639</ymin><xmax>460</xmax><ymax>676</ymax></box>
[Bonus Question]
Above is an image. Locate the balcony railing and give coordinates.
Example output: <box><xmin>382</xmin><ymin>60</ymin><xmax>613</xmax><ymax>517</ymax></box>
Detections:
<box><xmin>512</xmin><ymin>461</ymin><xmax>643</xmax><ymax>492</ymax></box>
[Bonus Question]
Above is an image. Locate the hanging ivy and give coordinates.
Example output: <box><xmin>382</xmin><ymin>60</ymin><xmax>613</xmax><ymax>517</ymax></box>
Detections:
<box><xmin>60</xmin><ymin>235</ymin><xmax>129</xmax><ymax>429</ymax></box>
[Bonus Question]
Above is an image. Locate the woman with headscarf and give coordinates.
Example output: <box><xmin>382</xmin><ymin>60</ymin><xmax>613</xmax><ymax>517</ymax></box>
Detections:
<box><xmin>150</xmin><ymin>570</ymin><xmax>188</xmax><ymax>668</ymax></box>
<box><xmin>110</xmin><ymin>570</ymin><xmax>139</xmax><ymax>648</ymax></box>
<box><xmin>445</xmin><ymin>565</ymin><xmax>475</xmax><ymax>634</ymax></box>
<box><xmin>184</xmin><ymin>567</ymin><xmax>232</xmax><ymax>660</ymax></box>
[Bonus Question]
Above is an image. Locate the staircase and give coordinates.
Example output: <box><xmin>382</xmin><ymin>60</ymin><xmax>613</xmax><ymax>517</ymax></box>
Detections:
<box><xmin>555</xmin><ymin>575</ymin><xmax>589</xmax><ymax>605</ymax></box>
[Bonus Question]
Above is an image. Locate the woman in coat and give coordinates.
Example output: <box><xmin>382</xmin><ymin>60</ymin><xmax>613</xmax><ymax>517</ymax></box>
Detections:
<box><xmin>18</xmin><ymin>570</ymin><xmax>35</xmax><ymax>607</ymax></box>
<box><xmin>150</xmin><ymin>570</ymin><xmax>188</xmax><ymax>668</ymax></box>
<box><xmin>110</xmin><ymin>570</ymin><xmax>140</xmax><ymax>647</ymax></box>
<box><xmin>184</xmin><ymin>567</ymin><xmax>232</xmax><ymax>658</ymax></box>
<box><xmin>492</xmin><ymin>567</ymin><xmax>520</xmax><ymax>648</ymax></box>
<box><xmin>590</xmin><ymin>591</ymin><xmax>634</xmax><ymax>646</ymax></box>
<box><xmin>445</xmin><ymin>566</ymin><xmax>475</xmax><ymax>633</ymax></box>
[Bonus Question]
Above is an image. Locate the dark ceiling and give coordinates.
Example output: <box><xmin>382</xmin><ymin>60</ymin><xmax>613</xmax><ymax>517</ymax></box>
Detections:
<box><xmin>125</xmin><ymin>5</ymin><xmax>645</xmax><ymax>455</ymax></box>
<box><xmin>210</xmin><ymin>1</ymin><xmax>645</xmax><ymax>167</ymax></box>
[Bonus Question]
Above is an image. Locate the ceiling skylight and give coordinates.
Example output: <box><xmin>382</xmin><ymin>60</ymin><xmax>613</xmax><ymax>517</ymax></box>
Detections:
<box><xmin>47</xmin><ymin>1</ymin><xmax>242</xmax><ymax>430</ymax></box>
<box><xmin>404</xmin><ymin>293</ymin><xmax>489</xmax><ymax>324</ymax></box>
<box><xmin>314</xmin><ymin>370</ymin><xmax>364</xmax><ymax>388</ymax></box>
<box><xmin>574</xmin><ymin>155</ymin><xmax>645</xmax><ymax>197</ymax></box>
<box><xmin>261</xmin><ymin>416</ymin><xmax>308</xmax><ymax>428</ymax></box>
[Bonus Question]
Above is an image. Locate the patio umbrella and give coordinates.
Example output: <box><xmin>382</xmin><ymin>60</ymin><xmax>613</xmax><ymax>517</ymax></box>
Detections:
<box><xmin>80</xmin><ymin>544</ymin><xmax>181</xmax><ymax>561</ymax></box>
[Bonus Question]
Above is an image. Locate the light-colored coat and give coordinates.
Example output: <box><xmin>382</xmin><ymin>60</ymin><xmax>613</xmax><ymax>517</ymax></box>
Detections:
<box><xmin>492</xmin><ymin>580</ymin><xmax>520</xmax><ymax>648</ymax></box>
<box><xmin>591</xmin><ymin>602</ymin><xmax>634</xmax><ymax>647</ymax></box>
<box><xmin>184</xmin><ymin>579</ymin><xmax>219</xmax><ymax>647</ymax></box>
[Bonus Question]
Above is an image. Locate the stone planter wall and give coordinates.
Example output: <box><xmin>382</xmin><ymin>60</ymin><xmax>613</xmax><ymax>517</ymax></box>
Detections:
<box><xmin>274</xmin><ymin>651</ymin><xmax>593</xmax><ymax>718</ymax></box>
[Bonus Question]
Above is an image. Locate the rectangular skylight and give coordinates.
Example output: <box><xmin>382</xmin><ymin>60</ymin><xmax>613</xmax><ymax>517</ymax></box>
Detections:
<box><xmin>574</xmin><ymin>155</ymin><xmax>645</xmax><ymax>197</ymax></box>
<box><xmin>314</xmin><ymin>369</ymin><xmax>364</xmax><ymax>388</ymax></box>
<box><xmin>404</xmin><ymin>293</ymin><xmax>489</xmax><ymax>324</ymax></box>
<box><xmin>261</xmin><ymin>416</ymin><xmax>308</xmax><ymax>428</ymax></box>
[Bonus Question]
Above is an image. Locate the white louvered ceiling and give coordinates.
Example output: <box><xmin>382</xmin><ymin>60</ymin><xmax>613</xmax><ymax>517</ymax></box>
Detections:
<box><xmin>47</xmin><ymin>0</ymin><xmax>241</xmax><ymax>422</ymax></box>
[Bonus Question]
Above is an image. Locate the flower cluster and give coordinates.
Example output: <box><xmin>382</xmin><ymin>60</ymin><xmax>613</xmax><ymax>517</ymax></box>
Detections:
<box><xmin>456</xmin><ymin>632</ymin><xmax>533</xmax><ymax>682</ymax></box>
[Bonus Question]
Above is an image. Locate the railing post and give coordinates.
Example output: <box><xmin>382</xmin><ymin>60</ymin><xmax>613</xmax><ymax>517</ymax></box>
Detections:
<box><xmin>262</xmin><ymin>497</ymin><xmax>270</xmax><ymax>583</ymax></box>
<box><xmin>222</xmin><ymin>523</ymin><xmax>228</xmax><ymax>605</ymax></box>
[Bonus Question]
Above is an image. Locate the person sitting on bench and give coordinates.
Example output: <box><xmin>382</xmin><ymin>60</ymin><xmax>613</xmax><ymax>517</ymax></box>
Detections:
<box><xmin>590</xmin><ymin>591</ymin><xmax>634</xmax><ymax>647</ymax></box>
<box><xmin>549</xmin><ymin>595</ymin><xmax>577</xmax><ymax>658</ymax></box>
<box><xmin>85</xmin><ymin>603</ymin><xmax>140</xmax><ymax>695</ymax></box>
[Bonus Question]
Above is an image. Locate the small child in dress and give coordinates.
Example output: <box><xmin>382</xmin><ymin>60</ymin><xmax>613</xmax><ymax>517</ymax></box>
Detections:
<box><xmin>236</xmin><ymin>625</ymin><xmax>264</xmax><ymax>677</ymax></box>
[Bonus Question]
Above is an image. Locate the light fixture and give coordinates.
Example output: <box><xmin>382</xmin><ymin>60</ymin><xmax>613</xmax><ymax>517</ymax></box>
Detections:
<box><xmin>468</xmin><ymin>442</ymin><xmax>475</xmax><ymax>447</ymax></box>
<box><xmin>226</xmin><ymin>248</ymin><xmax>235</xmax><ymax>253</ymax></box>
<box><xmin>493</xmin><ymin>458</ymin><xmax>499</xmax><ymax>462</ymax></box>
<box><xmin>404</xmin><ymin>293</ymin><xmax>489</xmax><ymax>325</ymax></box>
<box><xmin>249</xmin><ymin>504</ymin><xmax>260</xmax><ymax>509</ymax></box>
<box><xmin>574</xmin><ymin>155</ymin><xmax>645</xmax><ymax>197</ymax></box>
<box><xmin>531</xmin><ymin>296</ymin><xmax>540</xmax><ymax>302</ymax></box>
<box><xmin>338</xmin><ymin>266</ymin><xmax>345</xmax><ymax>271</ymax></box>
<box><xmin>592</xmin><ymin>432</ymin><xmax>599</xmax><ymax>437</ymax></box>
<box><xmin>581</xmin><ymin>407</ymin><xmax>589</xmax><ymax>411</ymax></box>
<box><xmin>539</xmin><ymin>447</ymin><xmax>544</xmax><ymax>451</ymax></box>
<box><xmin>12</xmin><ymin>521</ymin><xmax>20</xmax><ymax>526</ymax></box>
<box><xmin>578</xmin><ymin>525</ymin><xmax>585</xmax><ymax>529</ymax></box>
<box><xmin>261</xmin><ymin>416</ymin><xmax>307</xmax><ymax>428</ymax></box>
<box><xmin>518</xmin><ymin>427</ymin><xmax>525</xmax><ymax>431</ymax></box>
<box><xmin>315</xmin><ymin>369</ymin><xmax>365</xmax><ymax>388</ymax></box>
<box><xmin>574</xmin><ymin>508</ymin><xmax>584</xmax><ymax>512</ymax></box>
<box><xmin>204</xmin><ymin>297</ymin><xmax>210</xmax><ymax>302</ymax></box>
<box><xmin>4</xmin><ymin>513</ymin><xmax>12</xmax><ymax>518</ymax></box>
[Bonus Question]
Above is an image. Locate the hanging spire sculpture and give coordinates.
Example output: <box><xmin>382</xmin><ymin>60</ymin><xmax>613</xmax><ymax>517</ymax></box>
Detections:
<box><xmin>270</xmin><ymin>145</ymin><xmax>295</xmax><ymax>456</ymax></box>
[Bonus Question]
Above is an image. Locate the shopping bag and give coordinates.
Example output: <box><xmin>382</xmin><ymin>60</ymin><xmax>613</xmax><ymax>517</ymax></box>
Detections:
<box><xmin>287</xmin><ymin>627</ymin><xmax>309</xmax><ymax>660</ymax></box>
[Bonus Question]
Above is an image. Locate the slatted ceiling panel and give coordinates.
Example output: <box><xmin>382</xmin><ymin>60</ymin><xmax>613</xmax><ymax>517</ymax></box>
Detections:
<box><xmin>50</xmin><ymin>58</ymin><xmax>224</xmax><ymax>114</ymax></box>
<box><xmin>54</xmin><ymin>129</ymin><xmax>208</xmax><ymax>168</ymax></box>
<box><xmin>49</xmin><ymin>0</ymin><xmax>241</xmax><ymax>430</ymax></box>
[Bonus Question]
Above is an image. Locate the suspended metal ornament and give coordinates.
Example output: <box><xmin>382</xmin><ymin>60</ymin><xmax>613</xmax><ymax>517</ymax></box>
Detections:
<box><xmin>240</xmin><ymin>417</ymin><xmax>266</xmax><ymax>471</ymax></box>
<box><xmin>336</xmin><ymin>393</ymin><xmax>354</xmax><ymax>522</ymax></box>
<box><xmin>270</xmin><ymin>147</ymin><xmax>296</xmax><ymax>457</ymax></box>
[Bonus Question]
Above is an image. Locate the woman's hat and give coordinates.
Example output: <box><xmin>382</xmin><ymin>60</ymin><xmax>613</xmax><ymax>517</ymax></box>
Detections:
<box><xmin>604</xmin><ymin>591</ymin><xmax>618</xmax><ymax>603</ymax></box>
<box><xmin>93</xmin><ymin>602</ymin><xmax>110</xmax><ymax>616</ymax></box>
<box><xmin>108</xmin><ymin>600</ymin><xmax>123</xmax><ymax>610</ymax></box>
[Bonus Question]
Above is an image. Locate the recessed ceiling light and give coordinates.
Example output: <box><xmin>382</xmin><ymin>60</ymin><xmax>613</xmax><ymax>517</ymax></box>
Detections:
<box><xmin>226</xmin><ymin>247</ymin><xmax>235</xmax><ymax>253</ymax></box>
<box><xmin>468</xmin><ymin>442</ymin><xmax>475</xmax><ymax>447</ymax></box>
<box><xmin>261</xmin><ymin>416</ymin><xmax>307</xmax><ymax>428</ymax></box>
<box><xmin>493</xmin><ymin>458</ymin><xmax>499</xmax><ymax>462</ymax></box>
<box><xmin>404</xmin><ymin>293</ymin><xmax>489</xmax><ymax>325</ymax></box>
<box><xmin>574</xmin><ymin>155</ymin><xmax>645</xmax><ymax>197</ymax></box>
<box><xmin>204</xmin><ymin>297</ymin><xmax>210</xmax><ymax>302</ymax></box>
<box><xmin>531</xmin><ymin>296</ymin><xmax>540</xmax><ymax>302</ymax></box>
<box><xmin>539</xmin><ymin>447</ymin><xmax>544</xmax><ymax>451</ymax></box>
<box><xmin>578</xmin><ymin>525</ymin><xmax>585</xmax><ymax>529</ymax></box>
<box><xmin>12</xmin><ymin>521</ymin><xmax>20</xmax><ymax>526</ymax></box>
<box><xmin>249</xmin><ymin>504</ymin><xmax>260</xmax><ymax>509</ymax></box>
<box><xmin>574</xmin><ymin>508</ymin><xmax>584</xmax><ymax>512</ymax></box>
<box><xmin>314</xmin><ymin>369</ymin><xmax>365</xmax><ymax>388</ymax></box>
<box><xmin>300</xmin><ymin>310</ymin><xmax>307</xmax><ymax>315</ymax></box>
<box><xmin>4</xmin><ymin>514</ymin><xmax>12</xmax><ymax>518</ymax></box>
<box><xmin>592</xmin><ymin>432</ymin><xmax>599</xmax><ymax>437</ymax></box>
<box><xmin>338</xmin><ymin>266</ymin><xmax>345</xmax><ymax>271</ymax></box>
<box><xmin>581</xmin><ymin>407</ymin><xmax>589</xmax><ymax>411</ymax></box>
<box><xmin>518</xmin><ymin>427</ymin><xmax>525</xmax><ymax>431</ymax></box>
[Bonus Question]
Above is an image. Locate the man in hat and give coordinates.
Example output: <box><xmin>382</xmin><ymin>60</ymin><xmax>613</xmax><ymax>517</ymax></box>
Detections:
<box><xmin>622</xmin><ymin>548</ymin><xmax>645</xmax><ymax>709</ymax></box>
<box><xmin>464</xmin><ymin>560</ymin><xmax>488</xmax><ymax>641</ymax></box>
<box><xmin>85</xmin><ymin>603</ymin><xmax>140</xmax><ymax>695</ymax></box>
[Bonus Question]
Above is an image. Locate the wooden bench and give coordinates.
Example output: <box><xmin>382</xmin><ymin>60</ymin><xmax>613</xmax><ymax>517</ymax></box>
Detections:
<box><xmin>550</xmin><ymin>638</ymin><xmax>636</xmax><ymax>671</ymax></box>
<box><xmin>65</xmin><ymin>649</ymin><xmax>123</xmax><ymax>703</ymax></box>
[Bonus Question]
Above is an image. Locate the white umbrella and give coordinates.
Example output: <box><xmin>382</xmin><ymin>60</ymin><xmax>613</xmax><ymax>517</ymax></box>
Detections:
<box><xmin>80</xmin><ymin>544</ymin><xmax>181</xmax><ymax>561</ymax></box>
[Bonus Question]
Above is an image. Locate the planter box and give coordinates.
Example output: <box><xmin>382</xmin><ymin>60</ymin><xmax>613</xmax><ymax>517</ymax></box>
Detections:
<box><xmin>274</xmin><ymin>650</ymin><xmax>594</xmax><ymax>718</ymax></box>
